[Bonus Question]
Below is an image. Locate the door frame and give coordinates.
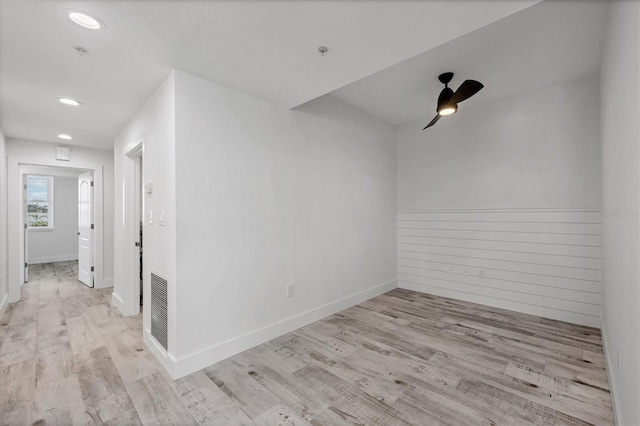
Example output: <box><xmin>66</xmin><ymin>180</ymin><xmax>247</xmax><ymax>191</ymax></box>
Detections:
<box><xmin>120</xmin><ymin>141</ymin><xmax>143</xmax><ymax>316</ymax></box>
<box><xmin>21</xmin><ymin>167</ymin><xmax>90</xmax><ymax>274</ymax></box>
<box><xmin>7</xmin><ymin>157</ymin><xmax>105</xmax><ymax>303</ymax></box>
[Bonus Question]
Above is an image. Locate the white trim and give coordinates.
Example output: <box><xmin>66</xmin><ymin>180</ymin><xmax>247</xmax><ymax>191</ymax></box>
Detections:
<box><xmin>0</xmin><ymin>292</ymin><xmax>8</xmax><ymax>316</ymax></box>
<box><xmin>117</xmin><ymin>141</ymin><xmax>144</xmax><ymax>317</ymax></box>
<box><xmin>28</xmin><ymin>254</ymin><xmax>78</xmax><ymax>264</ymax></box>
<box><xmin>125</xmin><ymin>141</ymin><xmax>144</xmax><ymax>159</ymax></box>
<box><xmin>601</xmin><ymin>318</ymin><xmax>623</xmax><ymax>426</ymax></box>
<box><xmin>399</xmin><ymin>281</ymin><xmax>601</xmax><ymax>327</ymax></box>
<box><xmin>143</xmin><ymin>329</ymin><xmax>176</xmax><ymax>378</ymax></box>
<box><xmin>100</xmin><ymin>277</ymin><xmax>114</xmax><ymax>289</ymax></box>
<box><xmin>27</xmin><ymin>227</ymin><xmax>54</xmax><ymax>233</ymax></box>
<box><xmin>21</xmin><ymin>165</ymin><xmax>85</xmax><ymax>179</ymax></box>
<box><xmin>111</xmin><ymin>291</ymin><xmax>125</xmax><ymax>312</ymax></box>
<box><xmin>164</xmin><ymin>279</ymin><xmax>398</xmax><ymax>380</ymax></box>
<box><xmin>396</xmin><ymin>207</ymin><xmax>602</xmax><ymax>213</ymax></box>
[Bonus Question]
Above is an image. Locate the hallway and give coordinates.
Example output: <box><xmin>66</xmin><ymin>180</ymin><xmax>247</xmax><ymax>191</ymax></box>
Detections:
<box><xmin>0</xmin><ymin>262</ymin><xmax>157</xmax><ymax>424</ymax></box>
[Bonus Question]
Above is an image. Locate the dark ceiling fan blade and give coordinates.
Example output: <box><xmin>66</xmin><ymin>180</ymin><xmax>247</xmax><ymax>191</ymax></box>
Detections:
<box><xmin>423</xmin><ymin>114</ymin><xmax>441</xmax><ymax>130</ymax></box>
<box><xmin>449</xmin><ymin>80</ymin><xmax>484</xmax><ymax>105</ymax></box>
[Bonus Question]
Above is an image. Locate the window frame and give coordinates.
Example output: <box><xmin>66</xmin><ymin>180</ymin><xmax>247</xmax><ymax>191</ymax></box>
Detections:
<box><xmin>26</xmin><ymin>175</ymin><xmax>54</xmax><ymax>231</ymax></box>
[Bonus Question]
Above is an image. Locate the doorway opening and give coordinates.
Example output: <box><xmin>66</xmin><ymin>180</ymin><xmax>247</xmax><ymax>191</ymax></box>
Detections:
<box><xmin>8</xmin><ymin>155</ymin><xmax>107</xmax><ymax>304</ymax></box>
<box><xmin>21</xmin><ymin>165</ymin><xmax>93</xmax><ymax>287</ymax></box>
<box><xmin>136</xmin><ymin>156</ymin><xmax>143</xmax><ymax>305</ymax></box>
<box><xmin>122</xmin><ymin>142</ymin><xmax>144</xmax><ymax>316</ymax></box>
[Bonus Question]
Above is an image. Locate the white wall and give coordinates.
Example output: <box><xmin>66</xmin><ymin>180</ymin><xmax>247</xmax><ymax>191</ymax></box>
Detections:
<box><xmin>5</xmin><ymin>139</ymin><xmax>114</xmax><ymax>298</ymax></box>
<box><xmin>398</xmin><ymin>75</ymin><xmax>601</xmax><ymax>211</ymax></box>
<box><xmin>396</xmin><ymin>75</ymin><xmax>603</xmax><ymax>326</ymax></box>
<box><xmin>171</xmin><ymin>70</ymin><xmax>396</xmax><ymax>377</ymax></box>
<box><xmin>600</xmin><ymin>1</ymin><xmax>640</xmax><ymax>424</ymax></box>
<box><xmin>27</xmin><ymin>176</ymin><xmax>79</xmax><ymax>264</ymax></box>
<box><xmin>113</xmin><ymin>72</ymin><xmax>175</xmax><ymax>372</ymax></box>
<box><xmin>0</xmin><ymin>128</ymin><xmax>8</xmax><ymax>311</ymax></box>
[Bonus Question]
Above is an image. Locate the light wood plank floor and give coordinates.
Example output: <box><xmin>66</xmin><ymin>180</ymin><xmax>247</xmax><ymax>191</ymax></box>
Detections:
<box><xmin>0</xmin><ymin>261</ymin><xmax>613</xmax><ymax>425</ymax></box>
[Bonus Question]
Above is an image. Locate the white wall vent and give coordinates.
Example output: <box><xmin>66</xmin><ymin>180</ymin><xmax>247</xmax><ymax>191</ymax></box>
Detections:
<box><xmin>56</xmin><ymin>146</ymin><xmax>70</xmax><ymax>161</ymax></box>
<box><xmin>150</xmin><ymin>272</ymin><xmax>168</xmax><ymax>350</ymax></box>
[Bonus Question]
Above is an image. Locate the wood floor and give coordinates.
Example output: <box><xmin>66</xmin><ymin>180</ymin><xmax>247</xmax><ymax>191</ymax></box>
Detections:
<box><xmin>0</xmin><ymin>261</ymin><xmax>613</xmax><ymax>425</ymax></box>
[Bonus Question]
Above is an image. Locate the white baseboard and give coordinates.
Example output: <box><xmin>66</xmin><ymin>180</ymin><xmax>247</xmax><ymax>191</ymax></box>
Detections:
<box><xmin>399</xmin><ymin>281</ymin><xmax>601</xmax><ymax>328</ymax></box>
<box><xmin>0</xmin><ymin>292</ymin><xmax>8</xmax><ymax>317</ymax></box>
<box><xmin>111</xmin><ymin>291</ymin><xmax>125</xmax><ymax>313</ymax></box>
<box><xmin>28</xmin><ymin>254</ymin><xmax>78</xmax><ymax>264</ymax></box>
<box><xmin>144</xmin><ymin>329</ymin><xmax>176</xmax><ymax>379</ymax></box>
<box><xmin>600</xmin><ymin>318</ymin><xmax>623</xmax><ymax>426</ymax></box>
<box><xmin>167</xmin><ymin>279</ymin><xmax>398</xmax><ymax>380</ymax></box>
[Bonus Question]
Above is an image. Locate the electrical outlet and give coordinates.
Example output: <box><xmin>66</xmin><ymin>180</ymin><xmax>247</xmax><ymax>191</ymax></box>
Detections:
<box><xmin>285</xmin><ymin>285</ymin><xmax>294</xmax><ymax>298</ymax></box>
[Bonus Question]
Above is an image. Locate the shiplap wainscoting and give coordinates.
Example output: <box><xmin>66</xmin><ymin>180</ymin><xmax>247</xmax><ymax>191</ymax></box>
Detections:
<box><xmin>397</xmin><ymin>208</ymin><xmax>602</xmax><ymax>327</ymax></box>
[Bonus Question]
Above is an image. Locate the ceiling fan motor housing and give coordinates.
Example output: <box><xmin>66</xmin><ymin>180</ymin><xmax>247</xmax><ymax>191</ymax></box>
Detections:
<box><xmin>438</xmin><ymin>72</ymin><xmax>454</xmax><ymax>85</ymax></box>
<box><xmin>437</xmin><ymin>87</ymin><xmax>454</xmax><ymax>110</ymax></box>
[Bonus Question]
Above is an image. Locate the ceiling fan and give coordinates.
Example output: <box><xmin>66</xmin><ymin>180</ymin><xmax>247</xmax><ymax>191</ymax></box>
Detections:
<box><xmin>423</xmin><ymin>72</ymin><xmax>484</xmax><ymax>129</ymax></box>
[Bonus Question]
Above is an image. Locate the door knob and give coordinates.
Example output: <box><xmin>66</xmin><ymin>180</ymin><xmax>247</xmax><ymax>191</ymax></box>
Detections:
<box><xmin>76</xmin><ymin>232</ymin><xmax>80</xmax><ymax>235</ymax></box>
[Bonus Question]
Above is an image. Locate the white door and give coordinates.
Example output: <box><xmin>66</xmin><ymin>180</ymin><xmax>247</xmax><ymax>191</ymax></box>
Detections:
<box><xmin>78</xmin><ymin>172</ymin><xmax>93</xmax><ymax>287</ymax></box>
<box><xmin>23</xmin><ymin>180</ymin><xmax>28</xmax><ymax>282</ymax></box>
<box><xmin>24</xmin><ymin>222</ymin><xmax>28</xmax><ymax>282</ymax></box>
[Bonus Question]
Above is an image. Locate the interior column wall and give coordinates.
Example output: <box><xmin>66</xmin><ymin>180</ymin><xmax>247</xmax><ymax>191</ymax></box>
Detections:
<box><xmin>0</xmin><ymin>128</ymin><xmax>8</xmax><ymax>311</ymax></box>
<box><xmin>113</xmin><ymin>72</ymin><xmax>176</xmax><ymax>375</ymax></box>
<box><xmin>600</xmin><ymin>1</ymin><xmax>640</xmax><ymax>424</ymax></box>
<box><xmin>172</xmin><ymin>70</ymin><xmax>397</xmax><ymax>378</ymax></box>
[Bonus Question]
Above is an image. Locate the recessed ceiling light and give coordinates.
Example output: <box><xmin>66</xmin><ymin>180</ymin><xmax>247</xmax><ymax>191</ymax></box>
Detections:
<box><xmin>58</xmin><ymin>134</ymin><xmax>73</xmax><ymax>140</ymax></box>
<box><xmin>58</xmin><ymin>98</ymin><xmax>81</xmax><ymax>106</ymax></box>
<box><xmin>68</xmin><ymin>12</ymin><xmax>102</xmax><ymax>30</ymax></box>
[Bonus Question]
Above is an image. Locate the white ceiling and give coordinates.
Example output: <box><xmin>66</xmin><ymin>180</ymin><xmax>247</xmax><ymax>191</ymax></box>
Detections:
<box><xmin>0</xmin><ymin>0</ymin><xmax>540</xmax><ymax>150</ymax></box>
<box><xmin>331</xmin><ymin>0</ymin><xmax>608</xmax><ymax>126</ymax></box>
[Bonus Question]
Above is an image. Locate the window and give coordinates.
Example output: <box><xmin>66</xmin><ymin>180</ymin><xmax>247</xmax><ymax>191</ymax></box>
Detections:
<box><xmin>26</xmin><ymin>175</ymin><xmax>53</xmax><ymax>228</ymax></box>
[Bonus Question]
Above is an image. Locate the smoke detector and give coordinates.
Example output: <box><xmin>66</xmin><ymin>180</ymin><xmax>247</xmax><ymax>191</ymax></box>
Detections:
<box><xmin>73</xmin><ymin>46</ymin><xmax>89</xmax><ymax>56</ymax></box>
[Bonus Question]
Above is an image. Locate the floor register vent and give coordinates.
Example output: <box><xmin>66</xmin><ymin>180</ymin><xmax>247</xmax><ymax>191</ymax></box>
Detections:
<box><xmin>151</xmin><ymin>272</ymin><xmax>168</xmax><ymax>350</ymax></box>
